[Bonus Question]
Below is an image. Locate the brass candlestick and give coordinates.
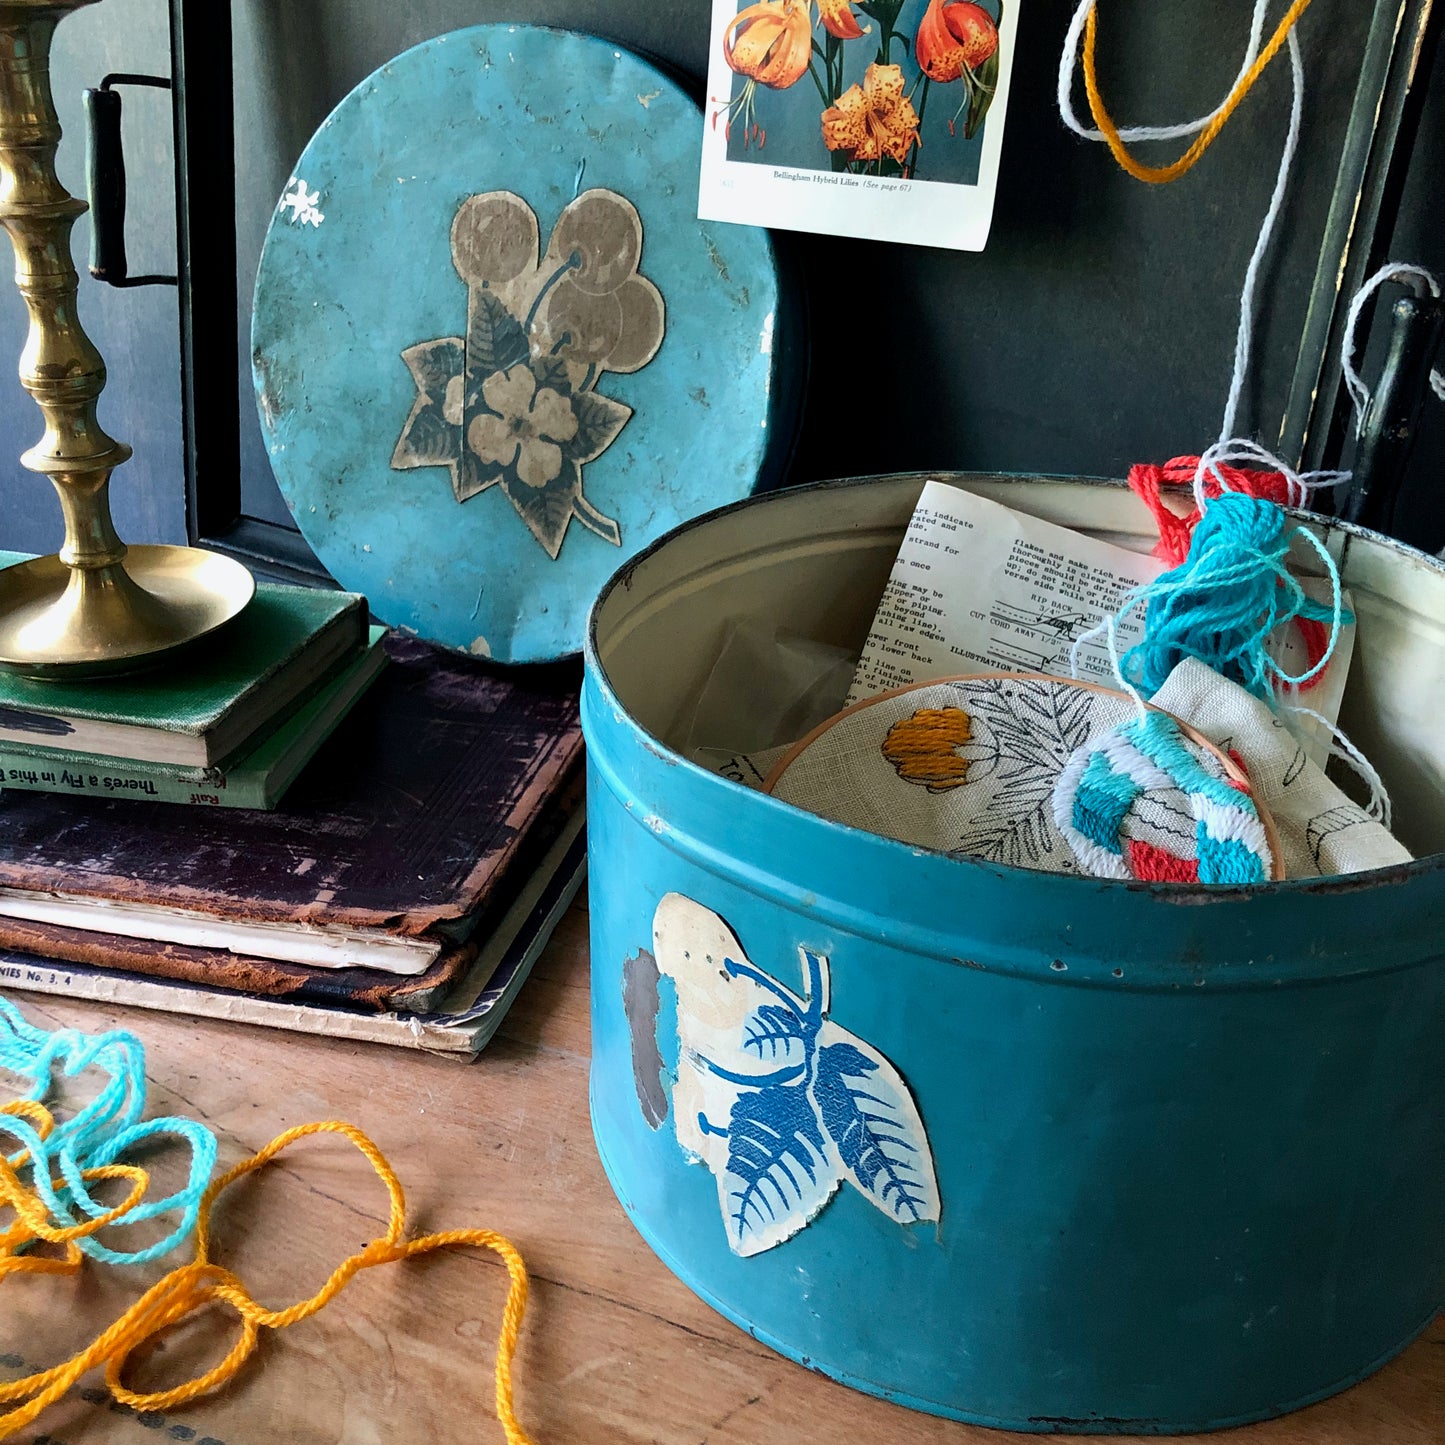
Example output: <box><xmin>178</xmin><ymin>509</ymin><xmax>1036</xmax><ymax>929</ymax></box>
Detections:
<box><xmin>0</xmin><ymin>0</ymin><xmax>252</xmax><ymax>678</ymax></box>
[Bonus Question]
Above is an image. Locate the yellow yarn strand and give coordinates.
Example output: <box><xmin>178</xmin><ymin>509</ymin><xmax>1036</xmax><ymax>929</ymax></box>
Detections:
<box><xmin>0</xmin><ymin>1100</ymin><xmax>154</xmax><ymax>1277</ymax></box>
<box><xmin>1081</xmin><ymin>0</ymin><xmax>1314</xmax><ymax>184</ymax></box>
<box><xmin>0</xmin><ymin>1119</ymin><xmax>536</xmax><ymax>1445</ymax></box>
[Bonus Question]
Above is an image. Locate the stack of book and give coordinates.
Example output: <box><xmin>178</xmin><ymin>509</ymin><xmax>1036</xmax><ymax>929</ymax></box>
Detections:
<box><xmin>0</xmin><ymin>558</ymin><xmax>585</xmax><ymax>1059</ymax></box>
<box><xmin>0</xmin><ymin>557</ymin><xmax>387</xmax><ymax>812</ymax></box>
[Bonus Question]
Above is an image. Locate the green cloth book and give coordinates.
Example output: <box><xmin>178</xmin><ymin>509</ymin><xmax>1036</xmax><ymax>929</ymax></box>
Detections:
<box><xmin>0</xmin><ymin>554</ymin><xmax>366</xmax><ymax>768</ymax></box>
<box><xmin>0</xmin><ymin>627</ymin><xmax>387</xmax><ymax>809</ymax></box>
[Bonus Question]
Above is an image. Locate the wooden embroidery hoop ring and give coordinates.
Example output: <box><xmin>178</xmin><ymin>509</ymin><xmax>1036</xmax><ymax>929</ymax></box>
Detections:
<box><xmin>762</xmin><ymin>671</ymin><xmax>1285</xmax><ymax>883</ymax></box>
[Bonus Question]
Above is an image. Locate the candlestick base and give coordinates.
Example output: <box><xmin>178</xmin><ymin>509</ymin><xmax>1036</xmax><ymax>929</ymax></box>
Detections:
<box><xmin>0</xmin><ymin>545</ymin><xmax>255</xmax><ymax>678</ymax></box>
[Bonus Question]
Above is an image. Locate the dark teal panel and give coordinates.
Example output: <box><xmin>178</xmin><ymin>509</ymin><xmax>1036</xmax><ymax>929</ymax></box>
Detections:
<box><xmin>232</xmin><ymin>0</ymin><xmax>1384</xmax><ymax>526</ymax></box>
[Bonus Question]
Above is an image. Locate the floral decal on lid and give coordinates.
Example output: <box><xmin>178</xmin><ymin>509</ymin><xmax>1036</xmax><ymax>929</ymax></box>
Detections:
<box><xmin>391</xmin><ymin>189</ymin><xmax>665</xmax><ymax>559</ymax></box>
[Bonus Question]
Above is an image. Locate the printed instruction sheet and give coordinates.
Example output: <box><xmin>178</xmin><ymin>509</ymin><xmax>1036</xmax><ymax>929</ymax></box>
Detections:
<box><xmin>847</xmin><ymin>479</ymin><xmax>1353</xmax><ymax>760</ymax></box>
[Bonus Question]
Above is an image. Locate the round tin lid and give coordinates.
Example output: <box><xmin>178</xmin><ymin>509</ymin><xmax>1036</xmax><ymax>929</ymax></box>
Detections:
<box><xmin>252</xmin><ymin>24</ymin><xmax>800</xmax><ymax>664</ymax></box>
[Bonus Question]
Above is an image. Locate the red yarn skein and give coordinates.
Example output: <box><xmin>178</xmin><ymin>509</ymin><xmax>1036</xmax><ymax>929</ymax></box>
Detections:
<box><xmin>1126</xmin><ymin>455</ymin><xmax>1329</xmax><ymax>690</ymax></box>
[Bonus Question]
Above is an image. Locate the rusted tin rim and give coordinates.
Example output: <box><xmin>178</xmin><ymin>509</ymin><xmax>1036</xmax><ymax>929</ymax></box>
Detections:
<box><xmin>585</xmin><ymin>472</ymin><xmax>1445</xmax><ymax>904</ymax></box>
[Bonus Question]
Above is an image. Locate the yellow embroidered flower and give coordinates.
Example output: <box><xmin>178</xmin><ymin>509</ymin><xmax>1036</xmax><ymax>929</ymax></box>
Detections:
<box><xmin>467</xmin><ymin>364</ymin><xmax>578</xmax><ymax>490</ymax></box>
<box><xmin>882</xmin><ymin>708</ymin><xmax>974</xmax><ymax>792</ymax></box>
<box><xmin>820</xmin><ymin>63</ymin><xmax>921</xmax><ymax>166</ymax></box>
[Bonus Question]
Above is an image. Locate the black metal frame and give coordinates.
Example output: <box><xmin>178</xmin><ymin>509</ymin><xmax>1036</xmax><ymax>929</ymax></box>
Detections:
<box><xmin>168</xmin><ymin>0</ymin><xmax>329</xmax><ymax>584</ymax></box>
<box><xmin>1280</xmin><ymin>0</ymin><xmax>1442</xmax><ymax>479</ymax></box>
<box><xmin>166</xmin><ymin>0</ymin><xmax>1439</xmax><ymax>568</ymax></box>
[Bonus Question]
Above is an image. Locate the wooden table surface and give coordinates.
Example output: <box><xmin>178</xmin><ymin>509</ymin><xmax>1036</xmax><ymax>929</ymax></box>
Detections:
<box><xmin>2</xmin><ymin>889</ymin><xmax>1440</xmax><ymax>1445</ymax></box>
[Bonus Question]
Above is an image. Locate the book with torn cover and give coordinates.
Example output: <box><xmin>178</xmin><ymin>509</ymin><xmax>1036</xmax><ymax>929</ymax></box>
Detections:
<box><xmin>0</xmin><ymin>766</ymin><xmax>584</xmax><ymax>1016</ymax></box>
<box><xmin>0</xmin><ymin>634</ymin><xmax>582</xmax><ymax>981</ymax></box>
<box><xmin>0</xmin><ymin>816</ymin><xmax>588</xmax><ymax>1057</ymax></box>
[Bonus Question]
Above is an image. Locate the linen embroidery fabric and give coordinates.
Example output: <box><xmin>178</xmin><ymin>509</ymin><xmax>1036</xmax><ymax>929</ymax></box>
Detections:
<box><xmin>1150</xmin><ymin>658</ymin><xmax>1410</xmax><ymax>877</ymax></box>
<box><xmin>768</xmin><ymin>674</ymin><xmax>1273</xmax><ymax>882</ymax></box>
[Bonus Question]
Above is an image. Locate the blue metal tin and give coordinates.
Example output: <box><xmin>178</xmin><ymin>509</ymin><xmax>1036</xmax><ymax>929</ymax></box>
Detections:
<box><xmin>583</xmin><ymin>473</ymin><xmax>1445</xmax><ymax>1433</ymax></box>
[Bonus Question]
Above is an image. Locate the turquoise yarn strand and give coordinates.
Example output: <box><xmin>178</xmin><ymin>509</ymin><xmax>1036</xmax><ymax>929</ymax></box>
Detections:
<box><xmin>0</xmin><ymin>995</ymin><xmax>217</xmax><ymax>1265</ymax></box>
<box><xmin>1119</xmin><ymin>492</ymin><xmax>1350</xmax><ymax>699</ymax></box>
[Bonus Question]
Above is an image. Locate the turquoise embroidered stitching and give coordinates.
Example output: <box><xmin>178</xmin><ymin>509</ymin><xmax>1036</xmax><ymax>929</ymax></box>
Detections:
<box><xmin>1072</xmin><ymin>750</ymin><xmax>1137</xmax><ymax>855</ymax></box>
<box><xmin>1123</xmin><ymin>711</ymin><xmax>1249</xmax><ymax>812</ymax></box>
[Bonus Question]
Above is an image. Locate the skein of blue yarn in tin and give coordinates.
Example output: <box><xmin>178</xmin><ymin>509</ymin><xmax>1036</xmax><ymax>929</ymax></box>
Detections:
<box><xmin>1119</xmin><ymin>491</ymin><xmax>1350</xmax><ymax>700</ymax></box>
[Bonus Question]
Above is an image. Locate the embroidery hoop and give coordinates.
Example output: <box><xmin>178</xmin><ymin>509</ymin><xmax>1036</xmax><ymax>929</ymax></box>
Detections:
<box><xmin>763</xmin><ymin>672</ymin><xmax>1284</xmax><ymax>882</ymax></box>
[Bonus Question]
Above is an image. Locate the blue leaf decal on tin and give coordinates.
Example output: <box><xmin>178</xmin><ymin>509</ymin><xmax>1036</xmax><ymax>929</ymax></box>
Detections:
<box><xmin>717</xmin><ymin>1078</ymin><xmax>837</xmax><ymax>1254</ymax></box>
<box><xmin>742</xmin><ymin>1003</ymin><xmax>807</xmax><ymax>1063</ymax></box>
<box><xmin>813</xmin><ymin>1036</ymin><xmax>939</xmax><ymax>1225</ymax></box>
<box><xmin>652</xmin><ymin>894</ymin><xmax>939</xmax><ymax>1257</ymax></box>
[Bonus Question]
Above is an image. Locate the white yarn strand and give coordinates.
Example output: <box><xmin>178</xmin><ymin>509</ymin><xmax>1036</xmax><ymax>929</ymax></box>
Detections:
<box><xmin>1190</xmin><ymin>438</ymin><xmax>1350</xmax><ymax>514</ymax></box>
<box><xmin>1340</xmin><ymin>260</ymin><xmax>1444</xmax><ymax>426</ymax></box>
<box><xmin>1055</xmin><ymin>4</ymin><xmax>1309</xmax><ymax>464</ymax></box>
<box><xmin>1068</xmin><ymin>616</ymin><xmax>1107</xmax><ymax>682</ymax></box>
<box><xmin>1056</xmin><ymin>0</ymin><xmax>1272</xmax><ymax>145</ymax></box>
<box><xmin>1286</xmin><ymin>705</ymin><xmax>1393</xmax><ymax>827</ymax></box>
<box><xmin>1218</xmin><ymin>28</ymin><xmax>1303</xmax><ymax>445</ymax></box>
<box><xmin>1070</xmin><ymin>613</ymin><xmax>1149</xmax><ymax>719</ymax></box>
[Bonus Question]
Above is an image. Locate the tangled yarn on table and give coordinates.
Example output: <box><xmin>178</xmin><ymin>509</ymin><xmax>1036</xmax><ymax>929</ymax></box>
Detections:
<box><xmin>0</xmin><ymin>995</ymin><xmax>216</xmax><ymax>1265</ymax></box>
<box><xmin>0</xmin><ymin>1019</ymin><xmax>536</xmax><ymax>1444</ymax></box>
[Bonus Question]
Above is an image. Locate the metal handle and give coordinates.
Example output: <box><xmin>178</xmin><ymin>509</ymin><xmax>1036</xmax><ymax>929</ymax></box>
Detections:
<box><xmin>84</xmin><ymin>72</ymin><xmax>177</xmax><ymax>287</ymax></box>
<box><xmin>1343</xmin><ymin>291</ymin><xmax>1445</xmax><ymax>535</ymax></box>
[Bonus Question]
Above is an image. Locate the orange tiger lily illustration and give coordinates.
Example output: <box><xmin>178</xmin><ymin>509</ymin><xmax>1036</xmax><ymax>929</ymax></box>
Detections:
<box><xmin>723</xmin><ymin>0</ymin><xmax>813</xmax><ymax>89</ymax></box>
<box><xmin>817</xmin><ymin>0</ymin><xmax>869</xmax><ymax>40</ymax></box>
<box><xmin>720</xmin><ymin>0</ymin><xmax>814</xmax><ymax>147</ymax></box>
<box><xmin>915</xmin><ymin>0</ymin><xmax>998</xmax><ymax>84</ymax></box>
<box><xmin>820</xmin><ymin>62</ymin><xmax>922</xmax><ymax>167</ymax></box>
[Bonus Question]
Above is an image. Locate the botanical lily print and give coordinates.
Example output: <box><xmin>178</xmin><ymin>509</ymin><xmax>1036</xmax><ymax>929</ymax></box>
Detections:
<box><xmin>721</xmin><ymin>0</ymin><xmax>814</xmax><ymax>145</ymax></box>
<box><xmin>915</xmin><ymin>0</ymin><xmax>999</xmax><ymax>136</ymax></box>
<box><xmin>715</xmin><ymin>0</ymin><xmax>1003</xmax><ymax>178</ymax></box>
<box><xmin>916</xmin><ymin>0</ymin><xmax>997</xmax><ymax>81</ymax></box>
<box><xmin>821</xmin><ymin>62</ymin><xmax>921</xmax><ymax>166</ymax></box>
<box><xmin>392</xmin><ymin>189</ymin><xmax>664</xmax><ymax>560</ymax></box>
<box><xmin>817</xmin><ymin>0</ymin><xmax>869</xmax><ymax>38</ymax></box>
